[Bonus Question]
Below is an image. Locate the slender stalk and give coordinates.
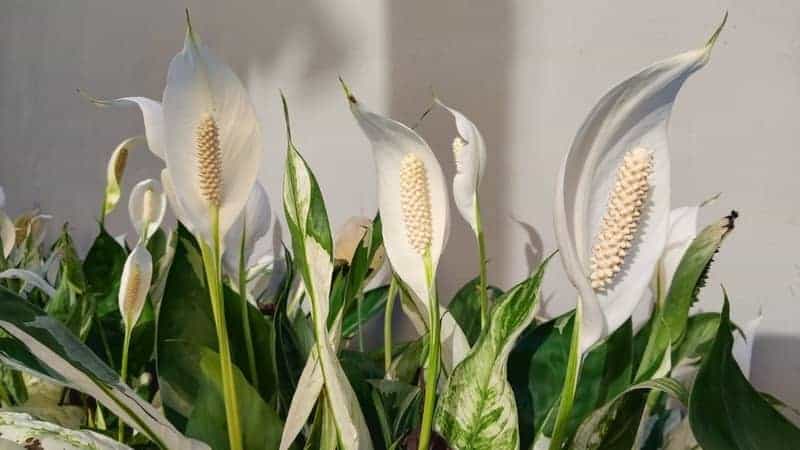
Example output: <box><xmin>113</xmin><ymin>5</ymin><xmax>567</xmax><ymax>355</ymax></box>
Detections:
<box><xmin>237</xmin><ymin>221</ymin><xmax>259</xmax><ymax>390</ymax></box>
<box><xmin>548</xmin><ymin>305</ymin><xmax>583</xmax><ymax>450</ymax></box>
<box><xmin>117</xmin><ymin>329</ymin><xmax>131</xmax><ymax>442</ymax></box>
<box><xmin>473</xmin><ymin>197</ymin><xmax>489</xmax><ymax>331</ymax></box>
<box><xmin>200</xmin><ymin>208</ymin><xmax>243</xmax><ymax>450</ymax></box>
<box><xmin>356</xmin><ymin>290</ymin><xmax>365</xmax><ymax>352</ymax></box>
<box><xmin>383</xmin><ymin>276</ymin><xmax>399</xmax><ymax>375</ymax></box>
<box><xmin>417</xmin><ymin>252</ymin><xmax>441</xmax><ymax>450</ymax></box>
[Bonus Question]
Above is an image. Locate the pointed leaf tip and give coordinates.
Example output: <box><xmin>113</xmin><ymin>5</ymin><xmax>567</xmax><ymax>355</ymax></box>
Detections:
<box><xmin>706</xmin><ymin>12</ymin><xmax>728</xmax><ymax>49</ymax></box>
<box><xmin>280</xmin><ymin>91</ymin><xmax>293</xmax><ymax>141</ymax></box>
<box><xmin>338</xmin><ymin>77</ymin><xmax>356</xmax><ymax>104</ymax></box>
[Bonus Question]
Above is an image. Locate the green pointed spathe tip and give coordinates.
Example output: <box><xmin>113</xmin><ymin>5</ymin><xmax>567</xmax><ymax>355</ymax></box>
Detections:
<box><xmin>705</xmin><ymin>11</ymin><xmax>728</xmax><ymax>50</ymax></box>
<box><xmin>338</xmin><ymin>77</ymin><xmax>356</xmax><ymax>104</ymax></box>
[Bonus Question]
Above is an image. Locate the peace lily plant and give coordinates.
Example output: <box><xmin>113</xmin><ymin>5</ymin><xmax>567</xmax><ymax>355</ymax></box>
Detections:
<box><xmin>0</xmin><ymin>11</ymin><xmax>798</xmax><ymax>450</ymax></box>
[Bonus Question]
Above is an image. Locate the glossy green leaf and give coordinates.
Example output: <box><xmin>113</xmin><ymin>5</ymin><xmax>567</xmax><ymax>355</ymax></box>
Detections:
<box><xmin>156</xmin><ymin>226</ymin><xmax>278</xmax><ymax>429</ymax></box>
<box><xmin>510</xmin><ymin>314</ymin><xmax>632</xmax><ymax>447</ymax></box>
<box><xmin>342</xmin><ymin>285</ymin><xmax>389</xmax><ymax>339</ymax></box>
<box><xmin>0</xmin><ymin>287</ymin><xmax>207</xmax><ymax>450</ymax></box>
<box><xmin>180</xmin><ymin>342</ymin><xmax>282</xmax><ymax>450</ymax></box>
<box><xmin>570</xmin><ymin>378</ymin><xmax>687</xmax><ymax>450</ymax></box>
<box><xmin>636</xmin><ymin>213</ymin><xmax>736</xmax><ymax>381</ymax></box>
<box><xmin>434</xmin><ymin>257</ymin><xmax>550</xmax><ymax>450</ymax></box>
<box><xmin>449</xmin><ymin>277</ymin><xmax>503</xmax><ymax>345</ymax></box>
<box><xmin>689</xmin><ymin>292</ymin><xmax>800</xmax><ymax>449</ymax></box>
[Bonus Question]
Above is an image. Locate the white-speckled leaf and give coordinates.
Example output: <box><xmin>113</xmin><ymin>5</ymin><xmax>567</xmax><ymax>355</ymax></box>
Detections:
<box><xmin>554</xmin><ymin>18</ymin><xmax>725</xmax><ymax>354</ymax></box>
<box><xmin>434</xmin><ymin>258</ymin><xmax>549</xmax><ymax>450</ymax></box>
<box><xmin>0</xmin><ymin>412</ymin><xmax>129</xmax><ymax>450</ymax></box>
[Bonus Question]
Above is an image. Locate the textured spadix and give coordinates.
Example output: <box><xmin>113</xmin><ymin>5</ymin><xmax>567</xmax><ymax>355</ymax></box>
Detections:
<box><xmin>554</xmin><ymin>18</ymin><xmax>724</xmax><ymax>354</ymax></box>
<box><xmin>222</xmin><ymin>182</ymin><xmax>272</xmax><ymax>279</ymax></box>
<box><xmin>128</xmin><ymin>179</ymin><xmax>166</xmax><ymax>242</ymax></box>
<box><xmin>118</xmin><ymin>244</ymin><xmax>153</xmax><ymax>331</ymax></box>
<box><xmin>162</xmin><ymin>19</ymin><xmax>263</xmax><ymax>244</ymax></box>
<box><xmin>344</xmin><ymin>84</ymin><xmax>469</xmax><ymax>371</ymax></box>
<box><xmin>437</xmin><ymin>100</ymin><xmax>487</xmax><ymax>234</ymax></box>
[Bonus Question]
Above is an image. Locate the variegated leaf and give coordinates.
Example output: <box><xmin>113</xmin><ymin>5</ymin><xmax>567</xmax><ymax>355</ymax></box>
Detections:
<box><xmin>280</xmin><ymin>95</ymin><xmax>373</xmax><ymax>450</ymax></box>
<box><xmin>434</xmin><ymin>256</ymin><xmax>551</xmax><ymax>450</ymax></box>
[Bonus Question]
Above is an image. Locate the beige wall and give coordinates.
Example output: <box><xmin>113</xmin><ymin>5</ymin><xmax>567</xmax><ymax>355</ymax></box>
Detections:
<box><xmin>1</xmin><ymin>1</ymin><xmax>799</xmax><ymax>407</ymax></box>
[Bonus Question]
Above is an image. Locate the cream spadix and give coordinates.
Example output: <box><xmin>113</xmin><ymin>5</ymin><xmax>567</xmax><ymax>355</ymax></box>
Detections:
<box><xmin>162</xmin><ymin>17</ymin><xmax>263</xmax><ymax>245</ymax></box>
<box><xmin>554</xmin><ymin>17</ymin><xmax>725</xmax><ymax>354</ymax></box>
<box><xmin>128</xmin><ymin>179</ymin><xmax>166</xmax><ymax>243</ymax></box>
<box><xmin>344</xmin><ymin>83</ymin><xmax>469</xmax><ymax>371</ymax></box>
<box><xmin>589</xmin><ymin>147</ymin><xmax>653</xmax><ymax>291</ymax></box>
<box><xmin>118</xmin><ymin>245</ymin><xmax>153</xmax><ymax>331</ymax></box>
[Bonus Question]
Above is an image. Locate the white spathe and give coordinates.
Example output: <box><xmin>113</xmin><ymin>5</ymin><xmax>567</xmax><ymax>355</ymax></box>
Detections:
<box><xmin>222</xmin><ymin>182</ymin><xmax>272</xmax><ymax>280</ymax></box>
<box><xmin>128</xmin><ymin>179</ymin><xmax>167</xmax><ymax>243</ymax></box>
<box><xmin>554</xmin><ymin>20</ymin><xmax>723</xmax><ymax>354</ymax></box>
<box><xmin>346</xmin><ymin>88</ymin><xmax>469</xmax><ymax>370</ymax></box>
<box><xmin>118</xmin><ymin>244</ymin><xmax>153</xmax><ymax>331</ymax></box>
<box><xmin>162</xmin><ymin>22</ymin><xmax>263</xmax><ymax>245</ymax></box>
<box><xmin>437</xmin><ymin>99</ymin><xmax>486</xmax><ymax>235</ymax></box>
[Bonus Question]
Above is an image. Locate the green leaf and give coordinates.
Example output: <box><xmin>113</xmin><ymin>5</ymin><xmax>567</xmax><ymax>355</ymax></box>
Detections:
<box><xmin>47</xmin><ymin>226</ymin><xmax>93</xmax><ymax>340</ymax></box>
<box><xmin>156</xmin><ymin>227</ymin><xmax>279</xmax><ymax>429</ymax></box>
<box><xmin>636</xmin><ymin>213</ymin><xmax>736</xmax><ymax>381</ymax></box>
<box><xmin>342</xmin><ymin>286</ymin><xmax>389</xmax><ymax>339</ymax></box>
<box><xmin>449</xmin><ymin>277</ymin><xmax>504</xmax><ymax>345</ymax></box>
<box><xmin>671</xmin><ymin>312</ymin><xmax>720</xmax><ymax>367</ymax></box>
<box><xmin>434</xmin><ymin>257</ymin><xmax>550</xmax><ymax>450</ymax></box>
<box><xmin>83</xmin><ymin>226</ymin><xmax>126</xmax><ymax>319</ymax></box>
<box><xmin>570</xmin><ymin>378</ymin><xmax>687</xmax><ymax>450</ymax></box>
<box><xmin>0</xmin><ymin>287</ymin><xmax>206</xmax><ymax>450</ymax></box>
<box><xmin>510</xmin><ymin>314</ymin><xmax>632</xmax><ymax>447</ymax></box>
<box><xmin>368</xmin><ymin>379</ymin><xmax>421</xmax><ymax>447</ymax></box>
<box><xmin>689</xmin><ymin>291</ymin><xmax>800</xmax><ymax>449</ymax></box>
<box><xmin>180</xmin><ymin>342</ymin><xmax>282</xmax><ymax>450</ymax></box>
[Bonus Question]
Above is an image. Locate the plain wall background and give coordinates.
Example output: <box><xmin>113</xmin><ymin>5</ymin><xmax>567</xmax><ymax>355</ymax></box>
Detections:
<box><xmin>1</xmin><ymin>1</ymin><xmax>799</xmax><ymax>408</ymax></box>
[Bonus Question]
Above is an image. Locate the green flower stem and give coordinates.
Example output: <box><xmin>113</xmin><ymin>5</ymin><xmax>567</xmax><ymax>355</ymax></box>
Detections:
<box><xmin>417</xmin><ymin>251</ymin><xmax>441</xmax><ymax>450</ymax></box>
<box><xmin>383</xmin><ymin>276</ymin><xmax>399</xmax><ymax>375</ymax></box>
<box><xmin>548</xmin><ymin>304</ymin><xmax>583</xmax><ymax>450</ymax></box>
<box><xmin>237</xmin><ymin>222</ymin><xmax>259</xmax><ymax>390</ymax></box>
<box><xmin>117</xmin><ymin>328</ymin><xmax>131</xmax><ymax>442</ymax></box>
<box><xmin>474</xmin><ymin>197</ymin><xmax>489</xmax><ymax>331</ymax></box>
<box><xmin>200</xmin><ymin>208</ymin><xmax>243</xmax><ymax>450</ymax></box>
